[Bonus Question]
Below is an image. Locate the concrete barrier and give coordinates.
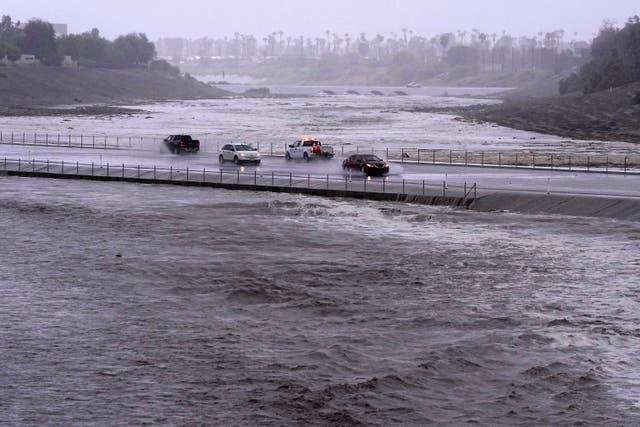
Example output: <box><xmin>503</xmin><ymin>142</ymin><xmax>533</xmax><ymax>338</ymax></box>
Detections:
<box><xmin>470</xmin><ymin>192</ymin><xmax>640</xmax><ymax>221</ymax></box>
<box><xmin>3</xmin><ymin>169</ymin><xmax>469</xmax><ymax>208</ymax></box>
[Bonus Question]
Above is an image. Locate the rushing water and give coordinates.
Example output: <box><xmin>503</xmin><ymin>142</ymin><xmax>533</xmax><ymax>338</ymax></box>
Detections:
<box><xmin>1</xmin><ymin>86</ymin><xmax>637</xmax><ymax>155</ymax></box>
<box><xmin>1</xmin><ymin>176</ymin><xmax>639</xmax><ymax>425</ymax></box>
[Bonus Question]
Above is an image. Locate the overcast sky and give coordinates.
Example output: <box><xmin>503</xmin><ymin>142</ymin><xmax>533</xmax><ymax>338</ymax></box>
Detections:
<box><xmin>2</xmin><ymin>0</ymin><xmax>638</xmax><ymax>41</ymax></box>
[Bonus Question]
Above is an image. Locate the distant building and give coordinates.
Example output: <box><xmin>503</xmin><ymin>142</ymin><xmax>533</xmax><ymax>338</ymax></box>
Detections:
<box><xmin>14</xmin><ymin>54</ymin><xmax>40</xmax><ymax>66</ymax></box>
<box><xmin>62</xmin><ymin>55</ymin><xmax>78</xmax><ymax>68</ymax></box>
<box><xmin>17</xmin><ymin>22</ymin><xmax>68</xmax><ymax>37</ymax></box>
<box><xmin>51</xmin><ymin>23</ymin><xmax>68</xmax><ymax>37</ymax></box>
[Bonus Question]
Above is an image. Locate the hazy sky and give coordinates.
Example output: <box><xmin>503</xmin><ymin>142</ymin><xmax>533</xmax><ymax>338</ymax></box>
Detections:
<box><xmin>2</xmin><ymin>0</ymin><xmax>638</xmax><ymax>41</ymax></box>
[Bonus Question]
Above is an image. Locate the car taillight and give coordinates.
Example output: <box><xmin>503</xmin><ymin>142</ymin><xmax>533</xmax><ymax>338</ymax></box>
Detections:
<box><xmin>179</xmin><ymin>141</ymin><xmax>184</xmax><ymax>147</ymax></box>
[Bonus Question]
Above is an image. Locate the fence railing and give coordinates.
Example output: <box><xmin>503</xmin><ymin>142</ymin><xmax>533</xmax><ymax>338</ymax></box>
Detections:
<box><xmin>1</xmin><ymin>157</ymin><xmax>474</xmax><ymax>200</ymax></box>
<box><xmin>1</xmin><ymin>130</ymin><xmax>638</xmax><ymax>173</ymax></box>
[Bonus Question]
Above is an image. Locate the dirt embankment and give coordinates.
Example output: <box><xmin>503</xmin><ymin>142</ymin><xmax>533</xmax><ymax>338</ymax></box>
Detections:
<box><xmin>408</xmin><ymin>82</ymin><xmax>640</xmax><ymax>144</ymax></box>
<box><xmin>0</xmin><ymin>66</ymin><xmax>231</xmax><ymax>114</ymax></box>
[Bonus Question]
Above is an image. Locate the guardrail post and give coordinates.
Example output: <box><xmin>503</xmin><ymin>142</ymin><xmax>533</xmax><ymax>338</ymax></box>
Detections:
<box><xmin>464</xmin><ymin>182</ymin><xmax>467</xmax><ymax>195</ymax></box>
<box><xmin>170</xmin><ymin>166</ymin><xmax>173</xmax><ymax>180</ymax></box>
<box><xmin>32</xmin><ymin>159</ymin><xmax>35</xmax><ymax>172</ymax></box>
<box><xmin>138</xmin><ymin>165</ymin><xmax>140</xmax><ymax>178</ymax></box>
<box><xmin>219</xmin><ymin>169</ymin><xmax>222</xmax><ymax>183</ymax></box>
<box><xmin>417</xmin><ymin>149</ymin><xmax>420</xmax><ymax>164</ymax></box>
<box><xmin>363</xmin><ymin>175</ymin><xmax>366</xmax><ymax>192</ymax></box>
<box><xmin>465</xmin><ymin>151</ymin><xmax>468</xmax><ymax>166</ymax></box>
<box><xmin>624</xmin><ymin>156</ymin><xmax>628</xmax><ymax>174</ymax></box>
<box><xmin>202</xmin><ymin>168</ymin><xmax>205</xmax><ymax>182</ymax></box>
<box><xmin>62</xmin><ymin>160</ymin><xmax>64</xmax><ymax>174</ymax></box>
<box><xmin>47</xmin><ymin>160</ymin><xmax>49</xmax><ymax>172</ymax></box>
<box><xmin>76</xmin><ymin>161</ymin><xmax>79</xmax><ymax>175</ymax></box>
<box><xmin>326</xmin><ymin>174</ymin><xmax>329</xmax><ymax>189</ymax></box>
<box><xmin>481</xmin><ymin>152</ymin><xmax>484</xmax><ymax>166</ymax></box>
<box><xmin>345</xmin><ymin>176</ymin><xmax>348</xmax><ymax>191</ymax></box>
<box><xmin>498</xmin><ymin>152</ymin><xmax>501</xmax><ymax>167</ymax></box>
<box><xmin>586</xmin><ymin>156</ymin><xmax>590</xmax><ymax>172</ymax></box>
<box><xmin>18</xmin><ymin>158</ymin><xmax>20</xmax><ymax>171</ymax></box>
<box><xmin>11</xmin><ymin>132</ymin><xmax>14</xmax><ymax>144</ymax></box>
<box><xmin>122</xmin><ymin>163</ymin><xmax>124</xmax><ymax>177</ymax></box>
<box><xmin>91</xmin><ymin>162</ymin><xmax>93</xmax><ymax>176</ymax></box>
<box><xmin>23</xmin><ymin>132</ymin><xmax>25</xmax><ymax>143</ymax></box>
<box><xmin>532</xmin><ymin>152</ymin><xmax>536</xmax><ymax>168</ymax></box>
<box><xmin>401</xmin><ymin>148</ymin><xmax>404</xmax><ymax>163</ymax></box>
<box><xmin>80</xmin><ymin>135</ymin><xmax>83</xmax><ymax>148</ymax></box>
<box><xmin>46</xmin><ymin>133</ymin><xmax>48</xmax><ymax>145</ymax></box>
<box><xmin>606</xmin><ymin>156</ymin><xmax>609</xmax><ymax>174</ymax></box>
<box><xmin>272</xmin><ymin>172</ymin><xmax>274</xmax><ymax>186</ymax></box>
<box><xmin>550</xmin><ymin>154</ymin><xmax>553</xmax><ymax>169</ymax></box>
<box><xmin>449</xmin><ymin>150</ymin><xmax>452</xmax><ymax>165</ymax></box>
<box><xmin>442</xmin><ymin>181</ymin><xmax>446</xmax><ymax>197</ymax></box>
<box><xmin>402</xmin><ymin>179</ymin><xmax>405</xmax><ymax>194</ymax></box>
<box><xmin>106</xmin><ymin>163</ymin><xmax>109</xmax><ymax>176</ymax></box>
<box><xmin>255</xmin><ymin>171</ymin><xmax>257</xmax><ymax>185</ymax></box>
<box><xmin>237</xmin><ymin>170</ymin><xmax>240</xmax><ymax>184</ymax></box>
<box><xmin>68</xmin><ymin>134</ymin><xmax>71</xmax><ymax>146</ymax></box>
<box><xmin>432</xmin><ymin>150</ymin><xmax>435</xmax><ymax>164</ymax></box>
<box><xmin>515</xmin><ymin>152</ymin><xmax>518</xmax><ymax>167</ymax></box>
<box><xmin>422</xmin><ymin>180</ymin><xmax>425</xmax><ymax>195</ymax></box>
<box><xmin>386</xmin><ymin>147</ymin><xmax>389</xmax><ymax>160</ymax></box>
<box><xmin>187</xmin><ymin>167</ymin><xmax>189</xmax><ymax>181</ymax></box>
<box><xmin>382</xmin><ymin>179</ymin><xmax>385</xmax><ymax>193</ymax></box>
<box><xmin>289</xmin><ymin>172</ymin><xmax>292</xmax><ymax>187</ymax></box>
<box><xmin>569</xmin><ymin>155</ymin><xmax>572</xmax><ymax>171</ymax></box>
<box><xmin>154</xmin><ymin>165</ymin><xmax>156</xmax><ymax>179</ymax></box>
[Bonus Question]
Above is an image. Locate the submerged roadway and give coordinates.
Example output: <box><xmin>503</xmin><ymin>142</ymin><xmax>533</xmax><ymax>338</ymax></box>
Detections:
<box><xmin>1</xmin><ymin>143</ymin><xmax>639</xmax><ymax>199</ymax></box>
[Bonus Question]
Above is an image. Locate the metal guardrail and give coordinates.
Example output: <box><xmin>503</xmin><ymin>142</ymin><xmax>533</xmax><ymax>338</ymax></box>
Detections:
<box><xmin>1</xmin><ymin>130</ymin><xmax>638</xmax><ymax>174</ymax></box>
<box><xmin>0</xmin><ymin>157</ymin><xmax>474</xmax><ymax>200</ymax></box>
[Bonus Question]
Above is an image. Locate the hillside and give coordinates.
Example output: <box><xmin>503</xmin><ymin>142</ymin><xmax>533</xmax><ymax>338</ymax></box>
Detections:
<box><xmin>0</xmin><ymin>66</ymin><xmax>230</xmax><ymax>110</ymax></box>
<box><xmin>462</xmin><ymin>82</ymin><xmax>640</xmax><ymax>143</ymax></box>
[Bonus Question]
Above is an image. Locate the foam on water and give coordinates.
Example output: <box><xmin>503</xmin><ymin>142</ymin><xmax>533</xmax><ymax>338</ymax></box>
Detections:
<box><xmin>1</xmin><ymin>176</ymin><xmax>639</xmax><ymax>425</ymax></box>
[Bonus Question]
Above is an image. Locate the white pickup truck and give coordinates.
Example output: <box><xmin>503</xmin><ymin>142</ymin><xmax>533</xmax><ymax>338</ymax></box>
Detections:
<box><xmin>285</xmin><ymin>136</ymin><xmax>335</xmax><ymax>161</ymax></box>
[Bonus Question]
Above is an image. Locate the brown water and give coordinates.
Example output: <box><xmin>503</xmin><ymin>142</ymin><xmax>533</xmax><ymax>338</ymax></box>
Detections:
<box><xmin>1</xmin><ymin>177</ymin><xmax>639</xmax><ymax>425</ymax></box>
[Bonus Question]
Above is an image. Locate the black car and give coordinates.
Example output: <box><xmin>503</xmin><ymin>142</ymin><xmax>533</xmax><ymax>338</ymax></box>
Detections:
<box><xmin>342</xmin><ymin>154</ymin><xmax>390</xmax><ymax>176</ymax></box>
<box><xmin>163</xmin><ymin>135</ymin><xmax>200</xmax><ymax>154</ymax></box>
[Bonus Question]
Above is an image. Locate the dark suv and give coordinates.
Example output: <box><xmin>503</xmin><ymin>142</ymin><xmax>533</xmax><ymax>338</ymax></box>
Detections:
<box><xmin>163</xmin><ymin>135</ymin><xmax>200</xmax><ymax>154</ymax></box>
<box><xmin>342</xmin><ymin>154</ymin><xmax>390</xmax><ymax>176</ymax></box>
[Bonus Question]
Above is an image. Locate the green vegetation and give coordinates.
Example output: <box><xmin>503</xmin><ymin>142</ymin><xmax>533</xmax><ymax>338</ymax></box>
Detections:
<box><xmin>0</xmin><ymin>13</ymin><xmax>176</xmax><ymax>72</ymax></box>
<box><xmin>560</xmin><ymin>16</ymin><xmax>640</xmax><ymax>94</ymax></box>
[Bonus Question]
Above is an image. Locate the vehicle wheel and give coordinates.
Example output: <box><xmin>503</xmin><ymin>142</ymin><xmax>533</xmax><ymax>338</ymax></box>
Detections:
<box><xmin>233</xmin><ymin>156</ymin><xmax>239</xmax><ymax>164</ymax></box>
<box><xmin>285</xmin><ymin>152</ymin><xmax>291</xmax><ymax>161</ymax></box>
<box><xmin>303</xmin><ymin>152</ymin><xmax>309</xmax><ymax>162</ymax></box>
<box><xmin>219</xmin><ymin>155</ymin><xmax>224</xmax><ymax>163</ymax></box>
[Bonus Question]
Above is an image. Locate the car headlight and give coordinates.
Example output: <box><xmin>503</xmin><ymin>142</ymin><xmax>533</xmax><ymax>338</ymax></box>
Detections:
<box><xmin>239</xmin><ymin>153</ymin><xmax>246</xmax><ymax>157</ymax></box>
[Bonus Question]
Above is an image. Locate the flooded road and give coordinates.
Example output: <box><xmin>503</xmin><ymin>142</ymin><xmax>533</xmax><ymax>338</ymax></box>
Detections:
<box><xmin>1</xmin><ymin>85</ymin><xmax>637</xmax><ymax>155</ymax></box>
<box><xmin>1</xmin><ymin>177</ymin><xmax>639</xmax><ymax>425</ymax></box>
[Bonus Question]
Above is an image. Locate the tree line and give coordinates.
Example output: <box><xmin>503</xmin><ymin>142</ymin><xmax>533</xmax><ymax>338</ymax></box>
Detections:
<box><xmin>158</xmin><ymin>28</ymin><xmax>588</xmax><ymax>79</ymax></box>
<box><xmin>0</xmin><ymin>14</ymin><xmax>170</xmax><ymax>71</ymax></box>
<box><xmin>560</xmin><ymin>16</ymin><xmax>640</xmax><ymax>94</ymax></box>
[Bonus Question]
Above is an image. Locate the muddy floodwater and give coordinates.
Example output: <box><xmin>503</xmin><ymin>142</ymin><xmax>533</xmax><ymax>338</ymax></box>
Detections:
<box><xmin>1</xmin><ymin>84</ymin><xmax>637</xmax><ymax>155</ymax></box>
<box><xmin>1</xmin><ymin>177</ymin><xmax>639</xmax><ymax>425</ymax></box>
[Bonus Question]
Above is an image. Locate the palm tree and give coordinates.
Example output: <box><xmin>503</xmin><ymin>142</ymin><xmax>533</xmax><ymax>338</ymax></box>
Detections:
<box><xmin>457</xmin><ymin>30</ymin><xmax>467</xmax><ymax>46</ymax></box>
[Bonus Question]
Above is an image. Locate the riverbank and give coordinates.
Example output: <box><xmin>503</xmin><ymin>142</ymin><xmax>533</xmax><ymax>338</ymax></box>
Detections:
<box><xmin>408</xmin><ymin>81</ymin><xmax>640</xmax><ymax>144</ymax></box>
<box><xmin>0</xmin><ymin>66</ymin><xmax>230</xmax><ymax>112</ymax></box>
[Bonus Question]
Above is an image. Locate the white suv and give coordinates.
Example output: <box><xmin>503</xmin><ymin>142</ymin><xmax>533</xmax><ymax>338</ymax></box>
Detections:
<box><xmin>219</xmin><ymin>143</ymin><xmax>261</xmax><ymax>165</ymax></box>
